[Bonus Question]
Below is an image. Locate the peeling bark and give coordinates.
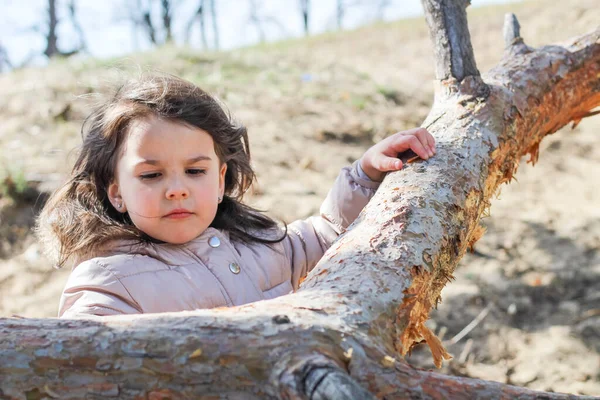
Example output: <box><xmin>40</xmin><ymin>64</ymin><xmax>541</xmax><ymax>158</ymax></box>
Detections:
<box><xmin>2</xmin><ymin>5</ymin><xmax>600</xmax><ymax>400</ymax></box>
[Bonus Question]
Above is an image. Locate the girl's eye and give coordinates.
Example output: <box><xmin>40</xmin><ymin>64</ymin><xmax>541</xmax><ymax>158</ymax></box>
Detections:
<box><xmin>140</xmin><ymin>173</ymin><xmax>161</xmax><ymax>180</ymax></box>
<box><xmin>187</xmin><ymin>169</ymin><xmax>206</xmax><ymax>176</ymax></box>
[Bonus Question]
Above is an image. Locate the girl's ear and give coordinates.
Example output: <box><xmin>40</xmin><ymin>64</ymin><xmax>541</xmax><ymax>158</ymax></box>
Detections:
<box><xmin>108</xmin><ymin>181</ymin><xmax>127</xmax><ymax>213</ymax></box>
<box><xmin>218</xmin><ymin>162</ymin><xmax>227</xmax><ymax>199</ymax></box>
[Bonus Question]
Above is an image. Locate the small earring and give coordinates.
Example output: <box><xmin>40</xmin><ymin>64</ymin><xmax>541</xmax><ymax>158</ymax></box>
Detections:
<box><xmin>218</xmin><ymin>196</ymin><xmax>222</xmax><ymax>203</ymax></box>
<box><xmin>116</xmin><ymin>203</ymin><xmax>122</xmax><ymax>209</ymax></box>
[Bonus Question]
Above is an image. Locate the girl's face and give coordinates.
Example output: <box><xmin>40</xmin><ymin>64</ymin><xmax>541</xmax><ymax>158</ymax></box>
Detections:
<box><xmin>108</xmin><ymin>116</ymin><xmax>227</xmax><ymax>244</ymax></box>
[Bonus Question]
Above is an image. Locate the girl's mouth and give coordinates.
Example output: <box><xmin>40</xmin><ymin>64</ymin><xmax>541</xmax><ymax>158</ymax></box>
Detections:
<box><xmin>164</xmin><ymin>209</ymin><xmax>193</xmax><ymax>219</ymax></box>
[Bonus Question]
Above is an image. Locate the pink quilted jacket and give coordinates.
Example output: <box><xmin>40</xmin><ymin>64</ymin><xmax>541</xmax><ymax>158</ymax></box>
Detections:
<box><xmin>58</xmin><ymin>161</ymin><xmax>380</xmax><ymax>318</ymax></box>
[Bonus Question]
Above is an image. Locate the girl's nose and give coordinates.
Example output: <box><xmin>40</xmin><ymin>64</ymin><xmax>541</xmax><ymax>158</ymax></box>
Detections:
<box><xmin>165</xmin><ymin>179</ymin><xmax>190</xmax><ymax>200</ymax></box>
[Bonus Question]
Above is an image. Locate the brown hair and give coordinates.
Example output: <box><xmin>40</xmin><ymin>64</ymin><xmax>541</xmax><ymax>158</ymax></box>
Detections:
<box><xmin>36</xmin><ymin>73</ymin><xmax>284</xmax><ymax>268</ymax></box>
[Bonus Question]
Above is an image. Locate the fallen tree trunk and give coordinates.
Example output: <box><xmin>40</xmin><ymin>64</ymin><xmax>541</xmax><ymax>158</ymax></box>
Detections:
<box><xmin>1</xmin><ymin>2</ymin><xmax>599</xmax><ymax>399</ymax></box>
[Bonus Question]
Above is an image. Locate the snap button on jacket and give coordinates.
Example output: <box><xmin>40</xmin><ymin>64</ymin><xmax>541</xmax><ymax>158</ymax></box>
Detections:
<box><xmin>58</xmin><ymin>162</ymin><xmax>380</xmax><ymax>318</ymax></box>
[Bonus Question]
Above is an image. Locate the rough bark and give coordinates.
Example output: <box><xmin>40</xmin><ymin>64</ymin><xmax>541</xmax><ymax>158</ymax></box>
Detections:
<box><xmin>2</xmin><ymin>311</ymin><xmax>598</xmax><ymax>399</ymax></box>
<box><xmin>421</xmin><ymin>0</ymin><xmax>480</xmax><ymax>81</ymax></box>
<box><xmin>2</xmin><ymin>6</ymin><xmax>600</xmax><ymax>400</ymax></box>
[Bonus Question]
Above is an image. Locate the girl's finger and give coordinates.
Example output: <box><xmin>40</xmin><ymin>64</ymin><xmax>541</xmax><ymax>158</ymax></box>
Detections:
<box><xmin>394</xmin><ymin>135</ymin><xmax>429</xmax><ymax>160</ymax></box>
<box><xmin>373</xmin><ymin>155</ymin><xmax>403</xmax><ymax>171</ymax></box>
<box><xmin>403</xmin><ymin>127</ymin><xmax>427</xmax><ymax>137</ymax></box>
<box><xmin>415</xmin><ymin>129</ymin><xmax>434</xmax><ymax>156</ymax></box>
<box><xmin>426</xmin><ymin>131</ymin><xmax>436</xmax><ymax>154</ymax></box>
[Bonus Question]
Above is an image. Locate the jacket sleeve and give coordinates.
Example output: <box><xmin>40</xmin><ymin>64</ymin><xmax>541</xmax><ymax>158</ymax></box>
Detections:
<box><xmin>282</xmin><ymin>160</ymin><xmax>381</xmax><ymax>290</ymax></box>
<box><xmin>58</xmin><ymin>259</ymin><xmax>143</xmax><ymax>318</ymax></box>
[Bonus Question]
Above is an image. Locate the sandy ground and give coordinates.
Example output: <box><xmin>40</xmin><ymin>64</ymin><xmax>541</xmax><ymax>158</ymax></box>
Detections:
<box><xmin>0</xmin><ymin>0</ymin><xmax>598</xmax><ymax>395</ymax></box>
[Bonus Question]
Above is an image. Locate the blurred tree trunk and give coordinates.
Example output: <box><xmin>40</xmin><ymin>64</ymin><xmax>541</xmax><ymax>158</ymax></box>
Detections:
<box><xmin>299</xmin><ymin>0</ymin><xmax>310</xmax><ymax>35</ymax></box>
<box><xmin>67</xmin><ymin>0</ymin><xmax>87</xmax><ymax>53</ymax></box>
<box><xmin>210</xmin><ymin>0</ymin><xmax>219</xmax><ymax>49</ymax></box>
<box><xmin>2</xmin><ymin>1</ymin><xmax>599</xmax><ymax>399</ymax></box>
<box><xmin>185</xmin><ymin>0</ymin><xmax>208</xmax><ymax>49</ymax></box>
<box><xmin>375</xmin><ymin>0</ymin><xmax>392</xmax><ymax>21</ymax></box>
<box><xmin>140</xmin><ymin>0</ymin><xmax>158</xmax><ymax>45</ymax></box>
<box><xmin>248</xmin><ymin>0</ymin><xmax>266</xmax><ymax>43</ymax></box>
<box><xmin>161</xmin><ymin>0</ymin><xmax>173</xmax><ymax>43</ymax></box>
<box><xmin>43</xmin><ymin>0</ymin><xmax>59</xmax><ymax>58</ymax></box>
<box><xmin>0</xmin><ymin>42</ymin><xmax>11</xmax><ymax>72</ymax></box>
<box><xmin>136</xmin><ymin>0</ymin><xmax>176</xmax><ymax>46</ymax></box>
<box><xmin>43</xmin><ymin>0</ymin><xmax>83</xmax><ymax>58</ymax></box>
<box><xmin>337</xmin><ymin>0</ymin><xmax>344</xmax><ymax>29</ymax></box>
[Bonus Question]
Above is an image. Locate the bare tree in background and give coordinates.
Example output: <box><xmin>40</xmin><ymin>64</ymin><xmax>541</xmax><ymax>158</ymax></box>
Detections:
<box><xmin>248</xmin><ymin>0</ymin><xmax>266</xmax><ymax>43</ymax></box>
<box><xmin>43</xmin><ymin>0</ymin><xmax>85</xmax><ymax>59</ymax></box>
<box><xmin>375</xmin><ymin>0</ymin><xmax>392</xmax><ymax>21</ymax></box>
<box><xmin>209</xmin><ymin>0</ymin><xmax>219</xmax><ymax>50</ymax></box>
<box><xmin>334</xmin><ymin>0</ymin><xmax>369</xmax><ymax>30</ymax></box>
<box><xmin>140</xmin><ymin>0</ymin><xmax>159</xmax><ymax>45</ymax></box>
<box><xmin>121</xmin><ymin>0</ymin><xmax>149</xmax><ymax>49</ymax></box>
<box><xmin>185</xmin><ymin>0</ymin><xmax>208</xmax><ymax>48</ymax></box>
<box><xmin>0</xmin><ymin>42</ymin><xmax>12</xmax><ymax>72</ymax></box>
<box><xmin>299</xmin><ymin>0</ymin><xmax>310</xmax><ymax>35</ymax></box>
<box><xmin>127</xmin><ymin>0</ymin><xmax>215</xmax><ymax>50</ymax></box>
<box><xmin>44</xmin><ymin>0</ymin><xmax>59</xmax><ymax>58</ymax></box>
<box><xmin>128</xmin><ymin>0</ymin><xmax>177</xmax><ymax>46</ymax></box>
<box><xmin>246</xmin><ymin>0</ymin><xmax>288</xmax><ymax>45</ymax></box>
<box><xmin>67</xmin><ymin>0</ymin><xmax>87</xmax><ymax>52</ymax></box>
<box><xmin>161</xmin><ymin>0</ymin><xmax>173</xmax><ymax>43</ymax></box>
<box><xmin>123</xmin><ymin>0</ymin><xmax>160</xmax><ymax>47</ymax></box>
<box><xmin>337</xmin><ymin>0</ymin><xmax>344</xmax><ymax>29</ymax></box>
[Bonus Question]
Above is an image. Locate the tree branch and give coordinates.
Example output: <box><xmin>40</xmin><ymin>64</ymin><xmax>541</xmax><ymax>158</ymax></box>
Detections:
<box><xmin>1</xmin><ymin>304</ymin><xmax>593</xmax><ymax>399</ymax></box>
<box><xmin>503</xmin><ymin>13</ymin><xmax>522</xmax><ymax>47</ymax></box>
<box><xmin>421</xmin><ymin>0</ymin><xmax>480</xmax><ymax>82</ymax></box>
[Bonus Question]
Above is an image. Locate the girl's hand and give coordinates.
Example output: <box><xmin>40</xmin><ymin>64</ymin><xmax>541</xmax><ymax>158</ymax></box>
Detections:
<box><xmin>359</xmin><ymin>127</ymin><xmax>436</xmax><ymax>182</ymax></box>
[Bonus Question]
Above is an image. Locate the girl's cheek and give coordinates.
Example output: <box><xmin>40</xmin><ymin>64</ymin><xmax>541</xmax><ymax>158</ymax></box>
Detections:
<box><xmin>135</xmin><ymin>182</ymin><xmax>158</xmax><ymax>196</ymax></box>
<box><xmin>129</xmin><ymin>186</ymin><xmax>159</xmax><ymax>210</ymax></box>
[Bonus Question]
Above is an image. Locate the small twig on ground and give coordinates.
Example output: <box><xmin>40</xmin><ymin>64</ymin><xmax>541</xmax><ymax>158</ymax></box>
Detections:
<box><xmin>437</xmin><ymin>326</ymin><xmax>448</xmax><ymax>341</ymax></box>
<box><xmin>458</xmin><ymin>338</ymin><xmax>474</xmax><ymax>364</ymax></box>
<box><xmin>445</xmin><ymin>302</ymin><xmax>494</xmax><ymax>345</ymax></box>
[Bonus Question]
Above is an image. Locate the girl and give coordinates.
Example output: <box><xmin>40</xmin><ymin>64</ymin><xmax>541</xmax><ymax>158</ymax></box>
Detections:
<box><xmin>37</xmin><ymin>73</ymin><xmax>436</xmax><ymax>318</ymax></box>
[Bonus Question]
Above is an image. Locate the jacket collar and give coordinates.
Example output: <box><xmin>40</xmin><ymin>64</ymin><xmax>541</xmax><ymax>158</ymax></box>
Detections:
<box><xmin>106</xmin><ymin>227</ymin><xmax>230</xmax><ymax>266</ymax></box>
